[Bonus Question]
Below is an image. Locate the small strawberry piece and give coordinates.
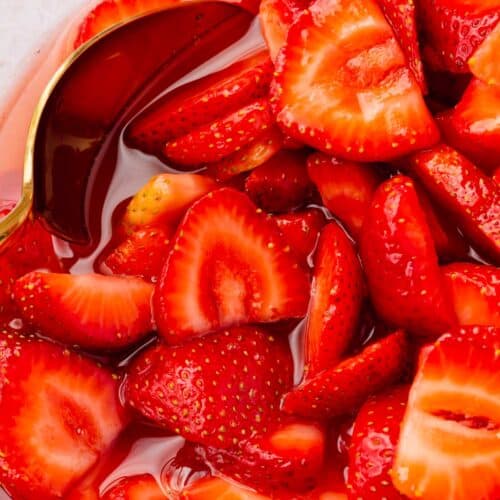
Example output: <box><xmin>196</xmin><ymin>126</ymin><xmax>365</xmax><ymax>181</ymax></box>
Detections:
<box><xmin>273</xmin><ymin>208</ymin><xmax>327</xmax><ymax>263</ymax></box>
<box><xmin>182</xmin><ymin>477</ymin><xmax>270</xmax><ymax>499</ymax></box>
<box><xmin>271</xmin><ymin>0</ymin><xmax>439</xmax><ymax>162</ymax></box>
<box><xmin>409</xmin><ymin>144</ymin><xmax>500</xmax><ymax>263</ymax></box>
<box><xmin>469</xmin><ymin>22</ymin><xmax>500</xmax><ymax>85</ymax></box>
<box><xmin>244</xmin><ymin>150</ymin><xmax>314</xmax><ymax>212</ymax></box>
<box><xmin>360</xmin><ymin>176</ymin><xmax>457</xmax><ymax>337</ymax></box>
<box><xmin>0</xmin><ymin>199</ymin><xmax>15</xmax><ymax>219</ymax></box>
<box><xmin>165</xmin><ymin>99</ymin><xmax>274</xmax><ymax>166</ymax></box>
<box><xmin>0</xmin><ymin>335</ymin><xmax>127</xmax><ymax>498</ymax></box>
<box><xmin>122</xmin><ymin>173</ymin><xmax>215</xmax><ymax>233</ymax></box>
<box><xmin>103</xmin><ymin>226</ymin><xmax>173</xmax><ymax>283</ymax></box>
<box><xmin>303</xmin><ymin>223</ymin><xmax>364</xmax><ymax>377</ymax></box>
<box><xmin>392</xmin><ymin>326</ymin><xmax>500</xmax><ymax>500</ymax></box>
<box><xmin>127</xmin><ymin>52</ymin><xmax>272</xmax><ymax>154</ymax></box>
<box><xmin>493</xmin><ymin>166</ymin><xmax>500</xmax><ymax>185</ymax></box>
<box><xmin>14</xmin><ymin>272</ymin><xmax>154</xmax><ymax>351</ymax></box>
<box><xmin>124</xmin><ymin>327</ymin><xmax>293</xmax><ymax>448</ymax></box>
<box><xmin>154</xmin><ymin>188</ymin><xmax>310</xmax><ymax>343</ymax></box>
<box><xmin>442</xmin><ymin>263</ymin><xmax>499</xmax><ymax>327</ymax></box>
<box><xmin>437</xmin><ymin>78</ymin><xmax>500</xmax><ymax>173</ymax></box>
<box><xmin>306</xmin><ymin>152</ymin><xmax>382</xmax><ymax>238</ymax></box>
<box><xmin>102</xmin><ymin>475</ymin><xmax>166</xmax><ymax>499</ymax></box>
<box><xmin>347</xmin><ymin>385</ymin><xmax>410</xmax><ymax>500</ymax></box>
<box><xmin>282</xmin><ymin>330</ymin><xmax>409</xmax><ymax>418</ymax></box>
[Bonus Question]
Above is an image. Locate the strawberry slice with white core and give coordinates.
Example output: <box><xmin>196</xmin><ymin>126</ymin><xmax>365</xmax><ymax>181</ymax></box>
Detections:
<box><xmin>154</xmin><ymin>188</ymin><xmax>310</xmax><ymax>343</ymax></box>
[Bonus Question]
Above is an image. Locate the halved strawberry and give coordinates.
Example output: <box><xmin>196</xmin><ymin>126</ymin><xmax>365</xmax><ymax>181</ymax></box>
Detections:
<box><xmin>282</xmin><ymin>330</ymin><xmax>409</xmax><ymax>418</ymax></box>
<box><xmin>102</xmin><ymin>475</ymin><xmax>166</xmax><ymax>499</ymax></box>
<box><xmin>124</xmin><ymin>326</ymin><xmax>293</xmax><ymax>448</ymax></box>
<box><xmin>469</xmin><ymin>22</ymin><xmax>500</xmax><ymax>85</ymax></box>
<box><xmin>409</xmin><ymin>144</ymin><xmax>500</xmax><ymax>263</ymax></box>
<box><xmin>442</xmin><ymin>262</ymin><xmax>499</xmax><ymax>327</ymax></box>
<box><xmin>392</xmin><ymin>326</ymin><xmax>500</xmax><ymax>500</ymax></box>
<box><xmin>437</xmin><ymin>78</ymin><xmax>500</xmax><ymax>173</ymax></box>
<box><xmin>154</xmin><ymin>188</ymin><xmax>310</xmax><ymax>343</ymax></box>
<box><xmin>347</xmin><ymin>385</ymin><xmax>410</xmax><ymax>499</ymax></box>
<box><xmin>244</xmin><ymin>150</ymin><xmax>314</xmax><ymax>212</ymax></box>
<box><xmin>306</xmin><ymin>152</ymin><xmax>382</xmax><ymax>238</ymax></box>
<box><xmin>302</xmin><ymin>223</ymin><xmax>364</xmax><ymax>377</ymax></box>
<box><xmin>122</xmin><ymin>173</ymin><xmax>215</xmax><ymax>233</ymax></box>
<box><xmin>182</xmin><ymin>477</ymin><xmax>270</xmax><ymax>499</ymax></box>
<box><xmin>0</xmin><ymin>335</ymin><xmax>127</xmax><ymax>498</ymax></box>
<box><xmin>271</xmin><ymin>0</ymin><xmax>439</xmax><ymax>162</ymax></box>
<box><xmin>127</xmin><ymin>52</ymin><xmax>272</xmax><ymax>155</ymax></box>
<box><xmin>360</xmin><ymin>175</ymin><xmax>457</xmax><ymax>338</ymax></box>
<box><xmin>14</xmin><ymin>272</ymin><xmax>154</xmax><ymax>351</ymax></box>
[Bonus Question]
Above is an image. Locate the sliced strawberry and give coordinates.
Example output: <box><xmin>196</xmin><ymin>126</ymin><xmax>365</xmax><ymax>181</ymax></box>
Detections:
<box><xmin>271</xmin><ymin>0</ymin><xmax>439</xmax><ymax>162</ymax></box>
<box><xmin>282</xmin><ymin>330</ymin><xmax>409</xmax><ymax>418</ymax></box>
<box><xmin>437</xmin><ymin>78</ymin><xmax>500</xmax><ymax>173</ymax></box>
<box><xmin>124</xmin><ymin>326</ymin><xmax>293</xmax><ymax>448</ymax></box>
<box><xmin>392</xmin><ymin>326</ymin><xmax>500</xmax><ymax>500</ymax></box>
<box><xmin>102</xmin><ymin>475</ymin><xmax>166</xmax><ymax>499</ymax></box>
<box><xmin>122</xmin><ymin>173</ymin><xmax>215</xmax><ymax>233</ymax></box>
<box><xmin>0</xmin><ymin>199</ymin><xmax>16</xmax><ymax>219</ymax></box>
<box><xmin>442</xmin><ymin>263</ymin><xmax>499</xmax><ymax>327</ymax></box>
<box><xmin>164</xmin><ymin>99</ymin><xmax>274</xmax><ymax>166</ymax></box>
<box><xmin>14</xmin><ymin>272</ymin><xmax>154</xmax><ymax>351</ymax></box>
<box><xmin>244</xmin><ymin>150</ymin><xmax>314</xmax><ymax>212</ymax></box>
<box><xmin>360</xmin><ymin>175</ymin><xmax>457</xmax><ymax>337</ymax></box>
<box><xmin>103</xmin><ymin>226</ymin><xmax>173</xmax><ymax>283</ymax></box>
<box><xmin>273</xmin><ymin>208</ymin><xmax>327</xmax><ymax>264</ymax></box>
<box><xmin>409</xmin><ymin>144</ymin><xmax>500</xmax><ymax>263</ymax></box>
<box><xmin>182</xmin><ymin>477</ymin><xmax>270</xmax><ymax>499</ymax></box>
<box><xmin>347</xmin><ymin>385</ymin><xmax>410</xmax><ymax>500</ymax></box>
<box><xmin>302</xmin><ymin>223</ymin><xmax>364</xmax><ymax>377</ymax></box>
<box><xmin>0</xmin><ymin>335</ymin><xmax>127</xmax><ymax>498</ymax></box>
<box><xmin>306</xmin><ymin>152</ymin><xmax>382</xmax><ymax>238</ymax></box>
<box><xmin>469</xmin><ymin>21</ymin><xmax>500</xmax><ymax>85</ymax></box>
<box><xmin>126</xmin><ymin>52</ymin><xmax>272</xmax><ymax>155</ymax></box>
<box><xmin>494</xmin><ymin>166</ymin><xmax>500</xmax><ymax>185</ymax></box>
<box><xmin>154</xmin><ymin>188</ymin><xmax>310</xmax><ymax>343</ymax></box>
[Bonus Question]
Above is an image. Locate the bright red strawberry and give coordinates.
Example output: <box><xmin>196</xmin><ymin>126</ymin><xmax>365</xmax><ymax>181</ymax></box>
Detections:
<box><xmin>273</xmin><ymin>208</ymin><xmax>327</xmax><ymax>264</ymax></box>
<box><xmin>124</xmin><ymin>326</ymin><xmax>293</xmax><ymax>448</ymax></box>
<box><xmin>494</xmin><ymin>166</ymin><xmax>500</xmax><ymax>185</ymax></box>
<box><xmin>392</xmin><ymin>326</ymin><xmax>500</xmax><ymax>500</ymax></box>
<box><xmin>102</xmin><ymin>475</ymin><xmax>166</xmax><ymax>499</ymax></box>
<box><xmin>442</xmin><ymin>262</ymin><xmax>499</xmax><ymax>327</ymax></box>
<box><xmin>153</xmin><ymin>188</ymin><xmax>310</xmax><ymax>343</ymax></box>
<box><xmin>244</xmin><ymin>150</ymin><xmax>314</xmax><ymax>212</ymax></box>
<box><xmin>360</xmin><ymin>176</ymin><xmax>457</xmax><ymax>338</ymax></box>
<box><xmin>0</xmin><ymin>258</ymin><xmax>17</xmax><ymax>316</ymax></box>
<box><xmin>271</xmin><ymin>0</ymin><xmax>439</xmax><ymax>162</ymax></box>
<box><xmin>347</xmin><ymin>385</ymin><xmax>410</xmax><ymax>500</ymax></box>
<box><xmin>122</xmin><ymin>173</ymin><xmax>215</xmax><ymax>233</ymax></box>
<box><xmin>302</xmin><ymin>223</ymin><xmax>364</xmax><ymax>377</ymax></box>
<box><xmin>282</xmin><ymin>330</ymin><xmax>409</xmax><ymax>418</ymax></box>
<box><xmin>437</xmin><ymin>78</ymin><xmax>500</xmax><ymax>173</ymax></box>
<box><xmin>14</xmin><ymin>272</ymin><xmax>154</xmax><ymax>351</ymax></box>
<box><xmin>409</xmin><ymin>144</ymin><xmax>500</xmax><ymax>262</ymax></box>
<box><xmin>469</xmin><ymin>21</ymin><xmax>500</xmax><ymax>85</ymax></box>
<box><xmin>306</xmin><ymin>152</ymin><xmax>382</xmax><ymax>238</ymax></box>
<box><xmin>164</xmin><ymin>99</ymin><xmax>274</xmax><ymax>166</ymax></box>
<box><xmin>0</xmin><ymin>334</ymin><xmax>128</xmax><ymax>498</ymax></box>
<box><xmin>182</xmin><ymin>477</ymin><xmax>270</xmax><ymax>499</ymax></box>
<box><xmin>103</xmin><ymin>226</ymin><xmax>173</xmax><ymax>283</ymax></box>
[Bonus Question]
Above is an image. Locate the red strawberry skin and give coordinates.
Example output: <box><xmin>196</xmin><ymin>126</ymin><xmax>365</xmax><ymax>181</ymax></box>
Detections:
<box><xmin>124</xmin><ymin>327</ymin><xmax>293</xmax><ymax>449</ymax></box>
<box><xmin>347</xmin><ymin>385</ymin><xmax>410</xmax><ymax>500</ymax></box>
<box><xmin>468</xmin><ymin>21</ymin><xmax>500</xmax><ymax>86</ymax></box>
<box><xmin>360</xmin><ymin>175</ymin><xmax>457</xmax><ymax>338</ymax></box>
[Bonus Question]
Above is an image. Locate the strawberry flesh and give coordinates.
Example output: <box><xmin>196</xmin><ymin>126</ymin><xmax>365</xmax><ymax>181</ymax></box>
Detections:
<box><xmin>181</xmin><ymin>476</ymin><xmax>269</xmax><ymax>499</ymax></box>
<box><xmin>102</xmin><ymin>475</ymin><xmax>166</xmax><ymax>499</ymax></box>
<box><xmin>469</xmin><ymin>22</ymin><xmax>500</xmax><ymax>85</ymax></box>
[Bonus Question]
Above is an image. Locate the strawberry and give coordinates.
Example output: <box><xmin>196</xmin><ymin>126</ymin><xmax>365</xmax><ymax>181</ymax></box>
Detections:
<box><xmin>122</xmin><ymin>173</ymin><xmax>215</xmax><ymax>233</ymax></box>
<box><xmin>0</xmin><ymin>199</ymin><xmax>15</xmax><ymax>219</ymax></box>
<box><xmin>442</xmin><ymin>262</ymin><xmax>499</xmax><ymax>327</ymax></box>
<box><xmin>103</xmin><ymin>226</ymin><xmax>173</xmax><ymax>283</ymax></box>
<box><xmin>271</xmin><ymin>0</ymin><xmax>439</xmax><ymax>162</ymax></box>
<box><xmin>409</xmin><ymin>144</ymin><xmax>500</xmax><ymax>263</ymax></box>
<box><xmin>124</xmin><ymin>326</ymin><xmax>293</xmax><ymax>448</ymax></box>
<box><xmin>164</xmin><ymin>99</ymin><xmax>274</xmax><ymax>166</ymax></box>
<box><xmin>0</xmin><ymin>259</ymin><xmax>17</xmax><ymax>316</ymax></box>
<box><xmin>153</xmin><ymin>188</ymin><xmax>310</xmax><ymax>343</ymax></box>
<box><xmin>302</xmin><ymin>223</ymin><xmax>364</xmax><ymax>377</ymax></box>
<box><xmin>392</xmin><ymin>326</ymin><xmax>500</xmax><ymax>500</ymax></box>
<box><xmin>14</xmin><ymin>272</ymin><xmax>154</xmax><ymax>351</ymax></box>
<box><xmin>306</xmin><ymin>153</ymin><xmax>382</xmax><ymax>238</ymax></box>
<box><xmin>0</xmin><ymin>335</ymin><xmax>127</xmax><ymax>498</ymax></box>
<box><xmin>127</xmin><ymin>52</ymin><xmax>272</xmax><ymax>155</ymax></box>
<box><xmin>282</xmin><ymin>330</ymin><xmax>409</xmax><ymax>418</ymax></box>
<box><xmin>182</xmin><ymin>476</ymin><xmax>270</xmax><ymax>499</ymax></box>
<box><xmin>359</xmin><ymin>176</ymin><xmax>457</xmax><ymax>338</ymax></box>
<box><xmin>347</xmin><ymin>385</ymin><xmax>410</xmax><ymax>500</ymax></box>
<box><xmin>437</xmin><ymin>78</ymin><xmax>500</xmax><ymax>173</ymax></box>
<box><xmin>468</xmin><ymin>22</ymin><xmax>500</xmax><ymax>85</ymax></box>
<box><xmin>244</xmin><ymin>150</ymin><xmax>314</xmax><ymax>212</ymax></box>
<box><xmin>102</xmin><ymin>475</ymin><xmax>166</xmax><ymax>499</ymax></box>
<box><xmin>273</xmin><ymin>208</ymin><xmax>327</xmax><ymax>264</ymax></box>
